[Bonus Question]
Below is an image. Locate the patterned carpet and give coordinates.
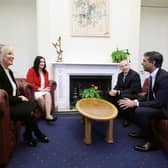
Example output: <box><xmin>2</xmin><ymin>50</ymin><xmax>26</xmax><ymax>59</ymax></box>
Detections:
<box><xmin>6</xmin><ymin>112</ymin><xmax>168</xmax><ymax>168</ymax></box>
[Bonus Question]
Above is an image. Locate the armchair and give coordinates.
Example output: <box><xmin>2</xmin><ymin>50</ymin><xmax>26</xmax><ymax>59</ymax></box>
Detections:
<box><xmin>16</xmin><ymin>78</ymin><xmax>57</xmax><ymax>119</ymax></box>
<box><xmin>0</xmin><ymin>78</ymin><xmax>56</xmax><ymax>167</ymax></box>
<box><xmin>0</xmin><ymin>78</ymin><xmax>35</xmax><ymax>167</ymax></box>
<box><xmin>152</xmin><ymin>109</ymin><xmax>168</xmax><ymax>154</ymax></box>
<box><xmin>0</xmin><ymin>89</ymin><xmax>19</xmax><ymax>167</ymax></box>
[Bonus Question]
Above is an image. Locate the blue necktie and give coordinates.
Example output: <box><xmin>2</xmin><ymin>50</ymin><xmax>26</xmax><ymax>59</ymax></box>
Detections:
<box><xmin>147</xmin><ymin>75</ymin><xmax>154</xmax><ymax>100</ymax></box>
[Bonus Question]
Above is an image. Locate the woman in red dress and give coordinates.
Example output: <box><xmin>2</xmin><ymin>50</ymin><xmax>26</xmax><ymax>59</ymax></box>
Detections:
<box><xmin>26</xmin><ymin>56</ymin><xmax>56</xmax><ymax>121</ymax></box>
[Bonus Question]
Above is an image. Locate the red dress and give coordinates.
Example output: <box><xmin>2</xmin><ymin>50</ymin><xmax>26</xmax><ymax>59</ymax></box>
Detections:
<box><xmin>26</xmin><ymin>68</ymin><xmax>50</xmax><ymax>99</ymax></box>
<box><xmin>26</xmin><ymin>68</ymin><xmax>49</xmax><ymax>91</ymax></box>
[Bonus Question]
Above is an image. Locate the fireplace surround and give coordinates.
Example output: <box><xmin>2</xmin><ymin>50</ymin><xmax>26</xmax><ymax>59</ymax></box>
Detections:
<box><xmin>70</xmin><ymin>75</ymin><xmax>112</xmax><ymax>108</ymax></box>
<box><xmin>52</xmin><ymin>62</ymin><xmax>120</xmax><ymax>111</ymax></box>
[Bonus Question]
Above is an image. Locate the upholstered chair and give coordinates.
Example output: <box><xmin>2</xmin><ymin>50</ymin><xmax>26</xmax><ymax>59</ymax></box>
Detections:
<box><xmin>0</xmin><ymin>78</ymin><xmax>56</xmax><ymax>166</ymax></box>
<box><xmin>0</xmin><ymin>89</ymin><xmax>20</xmax><ymax>167</ymax></box>
<box><xmin>16</xmin><ymin>78</ymin><xmax>57</xmax><ymax>118</ymax></box>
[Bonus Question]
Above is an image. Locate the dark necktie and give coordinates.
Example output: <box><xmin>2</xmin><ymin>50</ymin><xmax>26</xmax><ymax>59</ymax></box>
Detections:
<box><xmin>123</xmin><ymin>73</ymin><xmax>127</xmax><ymax>83</ymax></box>
<box><xmin>147</xmin><ymin>75</ymin><xmax>154</xmax><ymax>100</ymax></box>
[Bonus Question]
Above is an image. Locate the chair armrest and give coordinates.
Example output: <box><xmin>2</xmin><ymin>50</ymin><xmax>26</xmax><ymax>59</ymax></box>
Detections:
<box><xmin>138</xmin><ymin>78</ymin><xmax>148</xmax><ymax>97</ymax></box>
<box><xmin>49</xmin><ymin>80</ymin><xmax>57</xmax><ymax>113</ymax></box>
<box><xmin>0</xmin><ymin>89</ymin><xmax>10</xmax><ymax>121</ymax></box>
<box><xmin>16</xmin><ymin>78</ymin><xmax>35</xmax><ymax>103</ymax></box>
<box><xmin>0</xmin><ymin>89</ymin><xmax>11</xmax><ymax>166</ymax></box>
<box><xmin>49</xmin><ymin>80</ymin><xmax>57</xmax><ymax>91</ymax></box>
<box><xmin>141</xmin><ymin>78</ymin><xmax>148</xmax><ymax>92</ymax></box>
<box><xmin>0</xmin><ymin>89</ymin><xmax>20</xmax><ymax>166</ymax></box>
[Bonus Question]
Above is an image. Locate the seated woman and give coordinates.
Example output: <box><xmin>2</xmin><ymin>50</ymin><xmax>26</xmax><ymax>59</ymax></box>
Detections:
<box><xmin>26</xmin><ymin>56</ymin><xmax>56</xmax><ymax>121</ymax></box>
<box><xmin>0</xmin><ymin>44</ymin><xmax>49</xmax><ymax>147</ymax></box>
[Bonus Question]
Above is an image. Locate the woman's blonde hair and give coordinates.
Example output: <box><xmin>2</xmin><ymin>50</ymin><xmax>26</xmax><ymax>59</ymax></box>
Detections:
<box><xmin>0</xmin><ymin>44</ymin><xmax>6</xmax><ymax>63</ymax></box>
<box><xmin>0</xmin><ymin>44</ymin><xmax>14</xmax><ymax>64</ymax></box>
<box><xmin>0</xmin><ymin>44</ymin><xmax>13</xmax><ymax>56</ymax></box>
<box><xmin>0</xmin><ymin>44</ymin><xmax>5</xmax><ymax>53</ymax></box>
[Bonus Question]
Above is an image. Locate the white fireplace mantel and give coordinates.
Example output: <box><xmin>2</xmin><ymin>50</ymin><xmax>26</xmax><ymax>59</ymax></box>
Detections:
<box><xmin>51</xmin><ymin>62</ymin><xmax>120</xmax><ymax>111</ymax></box>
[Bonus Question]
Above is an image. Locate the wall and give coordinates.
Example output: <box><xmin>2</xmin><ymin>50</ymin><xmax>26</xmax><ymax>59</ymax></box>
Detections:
<box><xmin>139</xmin><ymin>6</ymin><xmax>168</xmax><ymax>72</ymax></box>
<box><xmin>0</xmin><ymin>0</ymin><xmax>37</xmax><ymax>77</ymax></box>
<box><xmin>0</xmin><ymin>0</ymin><xmax>141</xmax><ymax>78</ymax></box>
<box><xmin>36</xmin><ymin>0</ymin><xmax>141</xmax><ymax>79</ymax></box>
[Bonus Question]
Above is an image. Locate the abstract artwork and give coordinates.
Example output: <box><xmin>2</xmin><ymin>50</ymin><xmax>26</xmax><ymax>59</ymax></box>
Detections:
<box><xmin>71</xmin><ymin>0</ymin><xmax>110</xmax><ymax>37</ymax></box>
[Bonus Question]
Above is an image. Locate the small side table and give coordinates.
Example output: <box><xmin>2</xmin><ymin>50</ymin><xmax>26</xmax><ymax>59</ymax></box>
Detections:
<box><xmin>76</xmin><ymin>98</ymin><xmax>118</xmax><ymax>144</ymax></box>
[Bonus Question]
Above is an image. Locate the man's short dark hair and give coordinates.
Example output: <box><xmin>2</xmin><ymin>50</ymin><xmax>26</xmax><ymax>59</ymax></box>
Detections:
<box><xmin>144</xmin><ymin>51</ymin><xmax>163</xmax><ymax>68</ymax></box>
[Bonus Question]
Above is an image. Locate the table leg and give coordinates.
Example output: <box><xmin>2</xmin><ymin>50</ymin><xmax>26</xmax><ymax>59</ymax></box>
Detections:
<box><xmin>83</xmin><ymin>117</ymin><xmax>92</xmax><ymax>144</ymax></box>
<box><xmin>105</xmin><ymin>119</ymin><xmax>114</xmax><ymax>143</ymax></box>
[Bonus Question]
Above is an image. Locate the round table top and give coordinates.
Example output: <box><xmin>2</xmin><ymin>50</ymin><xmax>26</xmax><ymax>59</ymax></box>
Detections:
<box><xmin>76</xmin><ymin>98</ymin><xmax>118</xmax><ymax>121</ymax></box>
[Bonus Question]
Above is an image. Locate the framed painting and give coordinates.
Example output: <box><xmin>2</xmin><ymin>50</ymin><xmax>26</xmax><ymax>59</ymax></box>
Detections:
<box><xmin>71</xmin><ymin>0</ymin><xmax>110</xmax><ymax>37</ymax></box>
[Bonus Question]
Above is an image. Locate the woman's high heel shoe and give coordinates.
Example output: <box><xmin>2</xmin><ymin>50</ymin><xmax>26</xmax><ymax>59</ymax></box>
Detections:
<box><xmin>34</xmin><ymin>131</ymin><xmax>49</xmax><ymax>143</ymax></box>
<box><xmin>45</xmin><ymin>116</ymin><xmax>57</xmax><ymax>122</ymax></box>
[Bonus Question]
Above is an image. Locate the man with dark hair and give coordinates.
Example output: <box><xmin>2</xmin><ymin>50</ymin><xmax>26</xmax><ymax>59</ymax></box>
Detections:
<box><xmin>118</xmin><ymin>51</ymin><xmax>168</xmax><ymax>152</ymax></box>
<box><xmin>108</xmin><ymin>59</ymin><xmax>141</xmax><ymax>127</ymax></box>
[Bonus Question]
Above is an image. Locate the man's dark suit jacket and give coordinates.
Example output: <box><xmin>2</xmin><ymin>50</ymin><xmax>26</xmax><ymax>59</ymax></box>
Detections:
<box><xmin>139</xmin><ymin>68</ymin><xmax>168</xmax><ymax>111</ymax></box>
<box><xmin>114</xmin><ymin>69</ymin><xmax>141</xmax><ymax>99</ymax></box>
<box><xmin>0</xmin><ymin>65</ymin><xmax>22</xmax><ymax>105</ymax></box>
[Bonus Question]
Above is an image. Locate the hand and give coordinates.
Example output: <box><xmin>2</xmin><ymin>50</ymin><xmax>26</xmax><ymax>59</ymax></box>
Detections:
<box><xmin>118</xmin><ymin>98</ymin><xmax>137</xmax><ymax>109</ymax></box>
<box><xmin>18</xmin><ymin>95</ymin><xmax>28</xmax><ymax>102</ymax></box>
<box><xmin>44</xmin><ymin>87</ymin><xmax>50</xmax><ymax>91</ymax></box>
<box><xmin>109</xmin><ymin>89</ymin><xmax>117</xmax><ymax>96</ymax></box>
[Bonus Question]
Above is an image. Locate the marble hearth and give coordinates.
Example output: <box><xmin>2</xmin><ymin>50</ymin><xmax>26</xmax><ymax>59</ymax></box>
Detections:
<box><xmin>52</xmin><ymin>62</ymin><xmax>120</xmax><ymax>111</ymax></box>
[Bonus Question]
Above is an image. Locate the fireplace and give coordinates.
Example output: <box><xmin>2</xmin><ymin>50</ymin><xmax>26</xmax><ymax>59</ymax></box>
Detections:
<box><xmin>70</xmin><ymin>75</ymin><xmax>112</xmax><ymax>108</ymax></box>
<box><xmin>51</xmin><ymin>62</ymin><xmax>120</xmax><ymax>111</ymax></box>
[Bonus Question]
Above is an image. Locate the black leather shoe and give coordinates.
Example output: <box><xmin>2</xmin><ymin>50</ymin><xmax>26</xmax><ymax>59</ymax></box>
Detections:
<box><xmin>35</xmin><ymin>132</ymin><xmax>49</xmax><ymax>143</ymax></box>
<box><xmin>128</xmin><ymin>132</ymin><xmax>145</xmax><ymax>139</ymax></box>
<box><xmin>122</xmin><ymin>120</ymin><xmax>129</xmax><ymax>127</ymax></box>
<box><xmin>134</xmin><ymin>141</ymin><xmax>158</xmax><ymax>152</ymax></box>
<box><xmin>23</xmin><ymin>133</ymin><xmax>37</xmax><ymax>147</ymax></box>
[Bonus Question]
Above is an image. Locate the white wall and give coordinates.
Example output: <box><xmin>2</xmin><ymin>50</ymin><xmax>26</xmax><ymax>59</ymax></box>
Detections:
<box><xmin>140</xmin><ymin>6</ymin><xmax>168</xmax><ymax>71</ymax></box>
<box><xmin>0</xmin><ymin>0</ymin><xmax>37</xmax><ymax>77</ymax></box>
<box><xmin>36</xmin><ymin>0</ymin><xmax>141</xmax><ymax>79</ymax></box>
<box><xmin>0</xmin><ymin>0</ymin><xmax>141</xmax><ymax>78</ymax></box>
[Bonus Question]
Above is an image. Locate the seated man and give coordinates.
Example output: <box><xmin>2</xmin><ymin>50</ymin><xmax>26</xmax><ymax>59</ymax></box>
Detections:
<box><xmin>107</xmin><ymin>59</ymin><xmax>141</xmax><ymax>126</ymax></box>
<box><xmin>118</xmin><ymin>51</ymin><xmax>168</xmax><ymax>152</ymax></box>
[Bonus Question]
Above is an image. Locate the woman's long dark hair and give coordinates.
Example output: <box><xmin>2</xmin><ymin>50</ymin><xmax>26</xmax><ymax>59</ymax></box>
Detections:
<box><xmin>33</xmin><ymin>56</ymin><xmax>47</xmax><ymax>76</ymax></box>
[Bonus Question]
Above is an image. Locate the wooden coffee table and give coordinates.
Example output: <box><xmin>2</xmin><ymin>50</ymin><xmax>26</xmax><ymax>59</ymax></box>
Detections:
<box><xmin>76</xmin><ymin>98</ymin><xmax>118</xmax><ymax>144</ymax></box>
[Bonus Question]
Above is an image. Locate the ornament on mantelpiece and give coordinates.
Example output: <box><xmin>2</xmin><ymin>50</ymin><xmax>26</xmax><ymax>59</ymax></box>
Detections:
<box><xmin>52</xmin><ymin>36</ymin><xmax>63</xmax><ymax>62</ymax></box>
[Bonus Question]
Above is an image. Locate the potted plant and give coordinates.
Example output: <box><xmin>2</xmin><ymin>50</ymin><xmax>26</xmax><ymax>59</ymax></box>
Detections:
<box><xmin>80</xmin><ymin>84</ymin><xmax>101</xmax><ymax>99</ymax></box>
<box><xmin>111</xmin><ymin>48</ymin><xmax>130</xmax><ymax>63</ymax></box>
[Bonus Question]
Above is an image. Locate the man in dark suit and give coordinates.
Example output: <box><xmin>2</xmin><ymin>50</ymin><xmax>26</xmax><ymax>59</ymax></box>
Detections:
<box><xmin>108</xmin><ymin>59</ymin><xmax>141</xmax><ymax>126</ymax></box>
<box><xmin>118</xmin><ymin>51</ymin><xmax>168</xmax><ymax>152</ymax></box>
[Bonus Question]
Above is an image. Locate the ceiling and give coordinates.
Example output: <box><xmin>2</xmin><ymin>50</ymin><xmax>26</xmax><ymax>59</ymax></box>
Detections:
<box><xmin>142</xmin><ymin>0</ymin><xmax>168</xmax><ymax>7</ymax></box>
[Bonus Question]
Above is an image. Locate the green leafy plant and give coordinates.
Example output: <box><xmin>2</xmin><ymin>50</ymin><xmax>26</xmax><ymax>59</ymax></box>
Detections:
<box><xmin>111</xmin><ymin>48</ymin><xmax>130</xmax><ymax>63</ymax></box>
<box><xmin>80</xmin><ymin>84</ymin><xmax>101</xmax><ymax>99</ymax></box>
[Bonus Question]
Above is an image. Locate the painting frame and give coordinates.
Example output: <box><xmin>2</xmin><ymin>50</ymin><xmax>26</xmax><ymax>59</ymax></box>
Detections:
<box><xmin>71</xmin><ymin>0</ymin><xmax>110</xmax><ymax>37</ymax></box>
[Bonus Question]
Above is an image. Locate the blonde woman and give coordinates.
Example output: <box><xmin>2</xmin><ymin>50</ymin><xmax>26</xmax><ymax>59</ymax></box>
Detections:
<box><xmin>0</xmin><ymin>44</ymin><xmax>49</xmax><ymax>147</ymax></box>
